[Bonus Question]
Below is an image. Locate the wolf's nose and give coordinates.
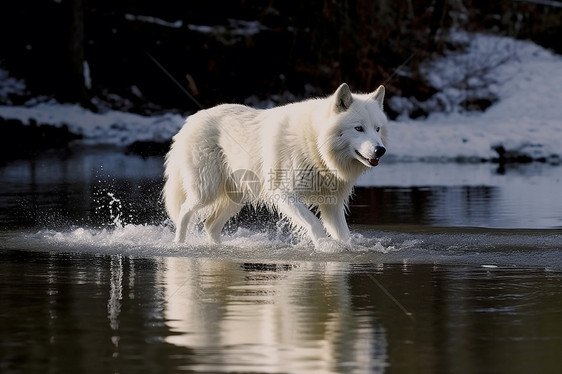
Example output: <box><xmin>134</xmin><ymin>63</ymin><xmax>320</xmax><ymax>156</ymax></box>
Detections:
<box><xmin>374</xmin><ymin>146</ymin><xmax>386</xmax><ymax>158</ymax></box>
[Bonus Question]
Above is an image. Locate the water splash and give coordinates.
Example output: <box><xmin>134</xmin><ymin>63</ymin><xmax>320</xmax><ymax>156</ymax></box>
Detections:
<box><xmin>107</xmin><ymin>192</ymin><xmax>123</xmax><ymax>227</ymax></box>
<box><xmin>32</xmin><ymin>222</ymin><xmax>413</xmax><ymax>260</ymax></box>
<box><xmin>12</xmin><ymin>222</ymin><xmax>562</xmax><ymax>268</ymax></box>
<box><xmin>23</xmin><ymin>178</ymin><xmax>416</xmax><ymax>259</ymax></box>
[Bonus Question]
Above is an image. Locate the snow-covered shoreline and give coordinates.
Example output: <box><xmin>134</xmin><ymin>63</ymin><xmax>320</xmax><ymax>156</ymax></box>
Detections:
<box><xmin>387</xmin><ymin>33</ymin><xmax>562</xmax><ymax>162</ymax></box>
<box><xmin>0</xmin><ymin>101</ymin><xmax>185</xmax><ymax>147</ymax></box>
<box><xmin>1</xmin><ymin>33</ymin><xmax>561</xmax><ymax>162</ymax></box>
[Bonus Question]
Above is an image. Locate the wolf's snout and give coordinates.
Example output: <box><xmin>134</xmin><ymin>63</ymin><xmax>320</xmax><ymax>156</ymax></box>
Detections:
<box><xmin>375</xmin><ymin>146</ymin><xmax>386</xmax><ymax>158</ymax></box>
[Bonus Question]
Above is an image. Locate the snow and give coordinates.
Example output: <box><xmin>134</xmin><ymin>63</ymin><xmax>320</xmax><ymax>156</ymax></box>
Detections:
<box><xmin>0</xmin><ymin>68</ymin><xmax>26</xmax><ymax>104</ymax></box>
<box><xmin>0</xmin><ymin>100</ymin><xmax>185</xmax><ymax>146</ymax></box>
<box><xmin>83</xmin><ymin>60</ymin><xmax>91</xmax><ymax>90</ymax></box>
<box><xmin>188</xmin><ymin>19</ymin><xmax>264</xmax><ymax>36</ymax></box>
<box><xmin>124</xmin><ymin>14</ymin><xmax>183</xmax><ymax>29</ymax></box>
<box><xmin>385</xmin><ymin>32</ymin><xmax>562</xmax><ymax>161</ymax></box>
<box><xmin>0</xmin><ymin>32</ymin><xmax>561</xmax><ymax>160</ymax></box>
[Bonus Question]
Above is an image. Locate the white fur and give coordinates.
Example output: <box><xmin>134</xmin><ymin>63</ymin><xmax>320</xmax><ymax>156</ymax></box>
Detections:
<box><xmin>163</xmin><ymin>83</ymin><xmax>388</xmax><ymax>246</ymax></box>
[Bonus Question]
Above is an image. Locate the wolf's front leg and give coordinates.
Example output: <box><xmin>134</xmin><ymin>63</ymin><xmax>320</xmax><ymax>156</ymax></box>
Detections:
<box><xmin>319</xmin><ymin>203</ymin><xmax>351</xmax><ymax>242</ymax></box>
<box><xmin>274</xmin><ymin>195</ymin><xmax>327</xmax><ymax>246</ymax></box>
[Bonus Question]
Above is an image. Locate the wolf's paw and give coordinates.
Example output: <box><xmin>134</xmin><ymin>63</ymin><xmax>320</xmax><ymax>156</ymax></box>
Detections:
<box><xmin>207</xmin><ymin>234</ymin><xmax>222</xmax><ymax>245</ymax></box>
<box><xmin>173</xmin><ymin>233</ymin><xmax>185</xmax><ymax>244</ymax></box>
<box><xmin>315</xmin><ymin>237</ymin><xmax>351</xmax><ymax>253</ymax></box>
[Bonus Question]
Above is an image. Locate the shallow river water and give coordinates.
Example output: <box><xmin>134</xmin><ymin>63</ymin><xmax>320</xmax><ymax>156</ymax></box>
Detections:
<box><xmin>1</xmin><ymin>148</ymin><xmax>561</xmax><ymax>373</ymax></box>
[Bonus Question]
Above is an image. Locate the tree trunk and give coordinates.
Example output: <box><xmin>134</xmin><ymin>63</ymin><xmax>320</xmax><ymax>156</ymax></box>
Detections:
<box><xmin>58</xmin><ymin>0</ymin><xmax>90</xmax><ymax>107</ymax></box>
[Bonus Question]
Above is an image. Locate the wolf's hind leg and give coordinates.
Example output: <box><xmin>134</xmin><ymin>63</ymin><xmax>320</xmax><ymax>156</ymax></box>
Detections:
<box><xmin>175</xmin><ymin>201</ymin><xmax>204</xmax><ymax>243</ymax></box>
<box><xmin>204</xmin><ymin>201</ymin><xmax>243</xmax><ymax>243</ymax></box>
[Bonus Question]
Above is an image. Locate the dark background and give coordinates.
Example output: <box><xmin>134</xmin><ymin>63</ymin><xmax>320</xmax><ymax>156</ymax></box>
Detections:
<box><xmin>2</xmin><ymin>0</ymin><xmax>562</xmax><ymax>119</ymax></box>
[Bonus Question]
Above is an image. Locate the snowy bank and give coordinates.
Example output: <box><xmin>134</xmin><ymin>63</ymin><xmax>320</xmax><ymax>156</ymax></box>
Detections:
<box><xmin>386</xmin><ymin>33</ymin><xmax>562</xmax><ymax>162</ymax></box>
<box><xmin>1</xmin><ymin>33</ymin><xmax>562</xmax><ymax>161</ymax></box>
<box><xmin>0</xmin><ymin>101</ymin><xmax>185</xmax><ymax>146</ymax></box>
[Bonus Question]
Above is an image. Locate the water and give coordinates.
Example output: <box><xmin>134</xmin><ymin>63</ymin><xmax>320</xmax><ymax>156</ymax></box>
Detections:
<box><xmin>1</xmin><ymin>148</ymin><xmax>562</xmax><ymax>373</ymax></box>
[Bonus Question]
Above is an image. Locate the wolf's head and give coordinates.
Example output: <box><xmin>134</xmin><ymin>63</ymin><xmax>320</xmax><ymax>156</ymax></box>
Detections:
<box><xmin>318</xmin><ymin>83</ymin><xmax>388</xmax><ymax>180</ymax></box>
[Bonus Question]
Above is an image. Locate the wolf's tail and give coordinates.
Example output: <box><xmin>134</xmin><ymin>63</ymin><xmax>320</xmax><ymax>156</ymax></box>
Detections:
<box><xmin>162</xmin><ymin>154</ymin><xmax>186</xmax><ymax>226</ymax></box>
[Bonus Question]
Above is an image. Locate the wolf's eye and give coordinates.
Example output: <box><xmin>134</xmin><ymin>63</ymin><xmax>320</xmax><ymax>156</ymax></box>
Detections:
<box><xmin>376</xmin><ymin>127</ymin><xmax>381</xmax><ymax>133</ymax></box>
<box><xmin>354</xmin><ymin>126</ymin><xmax>364</xmax><ymax>132</ymax></box>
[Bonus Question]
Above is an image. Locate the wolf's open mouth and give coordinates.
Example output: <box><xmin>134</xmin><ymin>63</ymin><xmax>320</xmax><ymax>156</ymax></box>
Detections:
<box><xmin>355</xmin><ymin>150</ymin><xmax>379</xmax><ymax>167</ymax></box>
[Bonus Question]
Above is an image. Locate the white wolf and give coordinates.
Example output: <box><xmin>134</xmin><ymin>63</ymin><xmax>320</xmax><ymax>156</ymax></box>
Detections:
<box><xmin>163</xmin><ymin>83</ymin><xmax>388</xmax><ymax>246</ymax></box>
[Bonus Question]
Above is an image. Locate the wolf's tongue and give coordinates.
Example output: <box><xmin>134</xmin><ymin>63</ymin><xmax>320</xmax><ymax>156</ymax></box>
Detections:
<box><xmin>369</xmin><ymin>158</ymin><xmax>379</xmax><ymax>166</ymax></box>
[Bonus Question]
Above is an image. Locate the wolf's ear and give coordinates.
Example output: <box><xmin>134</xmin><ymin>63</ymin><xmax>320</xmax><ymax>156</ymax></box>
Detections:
<box><xmin>334</xmin><ymin>83</ymin><xmax>353</xmax><ymax>113</ymax></box>
<box><xmin>369</xmin><ymin>85</ymin><xmax>385</xmax><ymax>110</ymax></box>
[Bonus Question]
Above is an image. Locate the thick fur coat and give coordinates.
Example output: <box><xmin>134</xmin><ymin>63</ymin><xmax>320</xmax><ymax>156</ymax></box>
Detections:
<box><xmin>163</xmin><ymin>83</ymin><xmax>388</xmax><ymax>246</ymax></box>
